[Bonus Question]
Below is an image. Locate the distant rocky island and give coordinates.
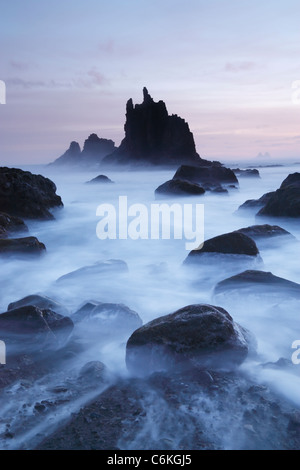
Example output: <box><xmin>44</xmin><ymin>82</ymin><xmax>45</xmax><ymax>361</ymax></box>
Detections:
<box><xmin>50</xmin><ymin>87</ymin><xmax>217</xmax><ymax>168</ymax></box>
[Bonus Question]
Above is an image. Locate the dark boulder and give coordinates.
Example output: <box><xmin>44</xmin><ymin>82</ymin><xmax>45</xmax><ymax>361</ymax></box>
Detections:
<box><xmin>214</xmin><ymin>270</ymin><xmax>300</xmax><ymax>299</ymax></box>
<box><xmin>73</xmin><ymin>301</ymin><xmax>142</xmax><ymax>339</ymax></box>
<box><xmin>235</xmin><ymin>224</ymin><xmax>293</xmax><ymax>241</ymax></box>
<box><xmin>174</xmin><ymin>164</ymin><xmax>238</xmax><ymax>188</ymax></box>
<box><xmin>232</xmin><ymin>168</ymin><xmax>260</xmax><ymax>178</ymax></box>
<box><xmin>239</xmin><ymin>173</ymin><xmax>300</xmax><ymax>218</ymax></box>
<box><xmin>8</xmin><ymin>294</ymin><xmax>69</xmax><ymax>317</ymax></box>
<box><xmin>0</xmin><ymin>306</ymin><xmax>74</xmax><ymax>357</ymax></box>
<box><xmin>0</xmin><ymin>212</ymin><xmax>28</xmax><ymax>238</ymax></box>
<box><xmin>155</xmin><ymin>179</ymin><xmax>205</xmax><ymax>197</ymax></box>
<box><xmin>104</xmin><ymin>87</ymin><xmax>202</xmax><ymax>167</ymax></box>
<box><xmin>238</xmin><ymin>192</ymin><xmax>274</xmax><ymax>212</ymax></box>
<box><xmin>184</xmin><ymin>231</ymin><xmax>259</xmax><ymax>264</ymax></box>
<box><xmin>0</xmin><ymin>167</ymin><xmax>63</xmax><ymax>219</ymax></box>
<box><xmin>0</xmin><ymin>236</ymin><xmax>46</xmax><ymax>256</ymax></box>
<box><xmin>86</xmin><ymin>174</ymin><xmax>114</xmax><ymax>184</ymax></box>
<box><xmin>258</xmin><ymin>173</ymin><xmax>300</xmax><ymax>218</ymax></box>
<box><xmin>126</xmin><ymin>304</ymin><xmax>251</xmax><ymax>375</ymax></box>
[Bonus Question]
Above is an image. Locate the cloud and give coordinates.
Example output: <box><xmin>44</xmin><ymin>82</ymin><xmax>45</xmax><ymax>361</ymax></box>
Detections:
<box><xmin>5</xmin><ymin>70</ymin><xmax>110</xmax><ymax>90</ymax></box>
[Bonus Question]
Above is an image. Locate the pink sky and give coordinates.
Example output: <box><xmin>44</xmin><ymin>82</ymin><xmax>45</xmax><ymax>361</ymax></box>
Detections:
<box><xmin>0</xmin><ymin>0</ymin><xmax>299</xmax><ymax>165</ymax></box>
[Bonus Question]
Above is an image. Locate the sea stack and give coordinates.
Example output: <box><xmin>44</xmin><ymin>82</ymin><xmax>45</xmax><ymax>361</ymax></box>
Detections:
<box><xmin>104</xmin><ymin>87</ymin><xmax>202</xmax><ymax>166</ymax></box>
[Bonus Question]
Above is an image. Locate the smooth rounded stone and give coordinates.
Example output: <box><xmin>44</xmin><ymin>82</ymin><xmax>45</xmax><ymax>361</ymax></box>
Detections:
<box><xmin>0</xmin><ymin>212</ymin><xmax>28</xmax><ymax>239</ymax></box>
<box><xmin>73</xmin><ymin>301</ymin><xmax>142</xmax><ymax>338</ymax></box>
<box><xmin>0</xmin><ymin>306</ymin><xmax>74</xmax><ymax>358</ymax></box>
<box><xmin>79</xmin><ymin>361</ymin><xmax>107</xmax><ymax>382</ymax></box>
<box><xmin>235</xmin><ymin>224</ymin><xmax>293</xmax><ymax>241</ymax></box>
<box><xmin>155</xmin><ymin>179</ymin><xmax>205</xmax><ymax>197</ymax></box>
<box><xmin>8</xmin><ymin>295</ymin><xmax>69</xmax><ymax>317</ymax></box>
<box><xmin>214</xmin><ymin>270</ymin><xmax>300</xmax><ymax>299</ymax></box>
<box><xmin>0</xmin><ymin>167</ymin><xmax>63</xmax><ymax>219</ymax></box>
<box><xmin>126</xmin><ymin>304</ymin><xmax>251</xmax><ymax>375</ymax></box>
<box><xmin>56</xmin><ymin>259</ymin><xmax>128</xmax><ymax>283</ymax></box>
<box><xmin>184</xmin><ymin>231</ymin><xmax>259</xmax><ymax>265</ymax></box>
<box><xmin>0</xmin><ymin>236</ymin><xmax>46</xmax><ymax>255</ymax></box>
<box><xmin>86</xmin><ymin>174</ymin><xmax>114</xmax><ymax>184</ymax></box>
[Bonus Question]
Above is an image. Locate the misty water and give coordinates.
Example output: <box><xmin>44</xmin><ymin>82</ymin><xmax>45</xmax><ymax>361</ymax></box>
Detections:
<box><xmin>0</xmin><ymin>163</ymin><xmax>300</xmax><ymax>449</ymax></box>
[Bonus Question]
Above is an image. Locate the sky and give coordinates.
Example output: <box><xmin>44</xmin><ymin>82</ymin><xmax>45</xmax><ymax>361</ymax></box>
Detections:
<box><xmin>0</xmin><ymin>0</ymin><xmax>299</xmax><ymax>164</ymax></box>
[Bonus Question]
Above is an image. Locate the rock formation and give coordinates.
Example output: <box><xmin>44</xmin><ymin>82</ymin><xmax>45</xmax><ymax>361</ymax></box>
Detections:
<box><xmin>50</xmin><ymin>135</ymin><xmax>116</xmax><ymax>167</ymax></box>
<box><xmin>104</xmin><ymin>87</ymin><xmax>202</xmax><ymax>166</ymax></box>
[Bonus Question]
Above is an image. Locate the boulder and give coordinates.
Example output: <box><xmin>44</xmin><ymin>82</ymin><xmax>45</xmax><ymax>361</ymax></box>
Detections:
<box><xmin>0</xmin><ymin>306</ymin><xmax>74</xmax><ymax>357</ymax></box>
<box><xmin>214</xmin><ymin>270</ymin><xmax>300</xmax><ymax>299</ymax></box>
<box><xmin>0</xmin><ymin>212</ymin><xmax>28</xmax><ymax>238</ymax></box>
<box><xmin>235</xmin><ymin>224</ymin><xmax>293</xmax><ymax>241</ymax></box>
<box><xmin>104</xmin><ymin>87</ymin><xmax>202</xmax><ymax>166</ymax></box>
<box><xmin>232</xmin><ymin>168</ymin><xmax>260</xmax><ymax>178</ymax></box>
<box><xmin>0</xmin><ymin>167</ymin><xmax>63</xmax><ymax>219</ymax></box>
<box><xmin>155</xmin><ymin>179</ymin><xmax>205</xmax><ymax>197</ymax></box>
<box><xmin>238</xmin><ymin>173</ymin><xmax>300</xmax><ymax>218</ymax></box>
<box><xmin>56</xmin><ymin>259</ymin><xmax>128</xmax><ymax>283</ymax></box>
<box><xmin>184</xmin><ymin>231</ymin><xmax>259</xmax><ymax>264</ymax></box>
<box><xmin>0</xmin><ymin>236</ymin><xmax>46</xmax><ymax>255</ymax></box>
<box><xmin>86</xmin><ymin>174</ymin><xmax>114</xmax><ymax>184</ymax></box>
<box><xmin>126</xmin><ymin>304</ymin><xmax>251</xmax><ymax>375</ymax></box>
<box><xmin>73</xmin><ymin>301</ymin><xmax>142</xmax><ymax>338</ymax></box>
<box><xmin>238</xmin><ymin>192</ymin><xmax>274</xmax><ymax>212</ymax></box>
<box><xmin>258</xmin><ymin>173</ymin><xmax>300</xmax><ymax>218</ymax></box>
<box><xmin>173</xmin><ymin>164</ymin><xmax>238</xmax><ymax>189</ymax></box>
<box><xmin>8</xmin><ymin>294</ymin><xmax>69</xmax><ymax>317</ymax></box>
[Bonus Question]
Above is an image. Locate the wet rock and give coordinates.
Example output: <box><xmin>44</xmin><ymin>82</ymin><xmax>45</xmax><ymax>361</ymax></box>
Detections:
<box><xmin>86</xmin><ymin>174</ymin><xmax>114</xmax><ymax>184</ymax></box>
<box><xmin>126</xmin><ymin>304</ymin><xmax>251</xmax><ymax>375</ymax></box>
<box><xmin>258</xmin><ymin>173</ymin><xmax>300</xmax><ymax>218</ymax></box>
<box><xmin>0</xmin><ymin>167</ymin><xmax>63</xmax><ymax>219</ymax></box>
<box><xmin>235</xmin><ymin>224</ymin><xmax>293</xmax><ymax>241</ymax></box>
<box><xmin>0</xmin><ymin>237</ymin><xmax>46</xmax><ymax>256</ymax></box>
<box><xmin>0</xmin><ymin>212</ymin><xmax>28</xmax><ymax>239</ymax></box>
<box><xmin>184</xmin><ymin>231</ymin><xmax>259</xmax><ymax>265</ymax></box>
<box><xmin>155</xmin><ymin>179</ymin><xmax>205</xmax><ymax>197</ymax></box>
<box><xmin>56</xmin><ymin>259</ymin><xmax>128</xmax><ymax>283</ymax></box>
<box><xmin>232</xmin><ymin>168</ymin><xmax>260</xmax><ymax>178</ymax></box>
<box><xmin>238</xmin><ymin>192</ymin><xmax>274</xmax><ymax>212</ymax></box>
<box><xmin>79</xmin><ymin>361</ymin><xmax>107</xmax><ymax>383</ymax></box>
<box><xmin>0</xmin><ymin>306</ymin><xmax>74</xmax><ymax>358</ymax></box>
<box><xmin>36</xmin><ymin>368</ymin><xmax>300</xmax><ymax>450</ymax></box>
<box><xmin>73</xmin><ymin>301</ymin><xmax>142</xmax><ymax>338</ymax></box>
<box><xmin>8</xmin><ymin>294</ymin><xmax>69</xmax><ymax>317</ymax></box>
<box><xmin>214</xmin><ymin>270</ymin><xmax>300</xmax><ymax>299</ymax></box>
<box><xmin>173</xmin><ymin>164</ymin><xmax>238</xmax><ymax>190</ymax></box>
